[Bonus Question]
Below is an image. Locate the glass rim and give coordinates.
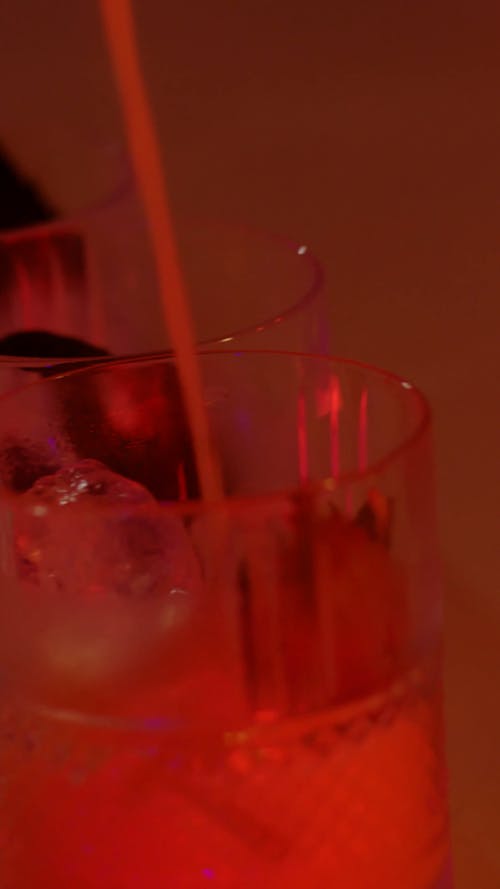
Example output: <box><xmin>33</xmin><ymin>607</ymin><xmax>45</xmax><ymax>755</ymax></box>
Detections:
<box><xmin>0</xmin><ymin>172</ymin><xmax>132</xmax><ymax>243</ymax></box>
<box><xmin>0</xmin><ymin>348</ymin><xmax>431</xmax><ymax>499</ymax></box>
<box><xmin>0</xmin><ymin>216</ymin><xmax>324</xmax><ymax>362</ymax></box>
<box><xmin>190</xmin><ymin>218</ymin><xmax>324</xmax><ymax>348</ymax></box>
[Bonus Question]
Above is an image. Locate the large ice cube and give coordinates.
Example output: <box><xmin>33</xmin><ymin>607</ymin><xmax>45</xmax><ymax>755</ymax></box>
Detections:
<box><xmin>16</xmin><ymin>459</ymin><xmax>199</xmax><ymax>599</ymax></box>
<box><xmin>6</xmin><ymin>460</ymin><xmax>202</xmax><ymax>702</ymax></box>
<box><xmin>27</xmin><ymin>457</ymin><xmax>152</xmax><ymax>507</ymax></box>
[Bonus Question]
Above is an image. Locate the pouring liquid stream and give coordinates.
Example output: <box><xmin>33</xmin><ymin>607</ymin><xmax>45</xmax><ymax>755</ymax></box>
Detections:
<box><xmin>99</xmin><ymin>0</ymin><xmax>223</xmax><ymax>503</ymax></box>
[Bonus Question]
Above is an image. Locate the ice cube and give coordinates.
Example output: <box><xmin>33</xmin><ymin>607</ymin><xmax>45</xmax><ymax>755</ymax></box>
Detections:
<box><xmin>16</xmin><ymin>459</ymin><xmax>199</xmax><ymax>600</ymax></box>
<box><xmin>7</xmin><ymin>460</ymin><xmax>202</xmax><ymax>700</ymax></box>
<box><xmin>27</xmin><ymin>457</ymin><xmax>153</xmax><ymax>508</ymax></box>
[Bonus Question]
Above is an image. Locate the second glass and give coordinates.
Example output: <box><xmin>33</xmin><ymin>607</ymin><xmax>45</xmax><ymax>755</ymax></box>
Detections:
<box><xmin>0</xmin><ymin>190</ymin><xmax>325</xmax><ymax>363</ymax></box>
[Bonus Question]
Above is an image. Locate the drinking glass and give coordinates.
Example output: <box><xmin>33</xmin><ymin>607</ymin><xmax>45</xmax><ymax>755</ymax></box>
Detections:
<box><xmin>0</xmin><ymin>350</ymin><xmax>451</xmax><ymax>888</ymax></box>
<box><xmin>0</xmin><ymin>180</ymin><xmax>325</xmax><ymax>367</ymax></box>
